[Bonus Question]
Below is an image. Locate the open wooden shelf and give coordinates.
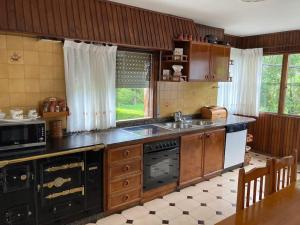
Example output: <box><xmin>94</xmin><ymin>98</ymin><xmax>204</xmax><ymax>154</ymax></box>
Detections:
<box><xmin>162</xmin><ymin>55</ymin><xmax>188</xmax><ymax>63</ymax></box>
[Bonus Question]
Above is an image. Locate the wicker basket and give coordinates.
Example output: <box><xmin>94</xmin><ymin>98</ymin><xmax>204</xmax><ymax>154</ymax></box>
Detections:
<box><xmin>50</xmin><ymin>120</ymin><xmax>63</xmax><ymax>138</ymax></box>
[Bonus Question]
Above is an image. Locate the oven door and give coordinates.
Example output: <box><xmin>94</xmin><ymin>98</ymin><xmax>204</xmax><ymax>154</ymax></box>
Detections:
<box><xmin>143</xmin><ymin>147</ymin><xmax>179</xmax><ymax>191</ymax></box>
<box><xmin>0</xmin><ymin>123</ymin><xmax>45</xmax><ymax>150</ymax></box>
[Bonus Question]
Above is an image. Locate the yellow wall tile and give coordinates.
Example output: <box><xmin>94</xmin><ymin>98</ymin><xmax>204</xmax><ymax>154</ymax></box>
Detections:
<box><xmin>24</xmin><ymin>51</ymin><xmax>39</xmax><ymax>65</ymax></box>
<box><xmin>25</xmin><ymin>93</ymin><xmax>41</xmax><ymax>108</ymax></box>
<box><xmin>7</xmin><ymin>50</ymin><xmax>24</xmax><ymax>64</ymax></box>
<box><xmin>40</xmin><ymin>79</ymin><xmax>54</xmax><ymax>93</ymax></box>
<box><xmin>0</xmin><ymin>93</ymin><xmax>10</xmax><ymax>108</ymax></box>
<box><xmin>25</xmin><ymin>65</ymin><xmax>39</xmax><ymax>78</ymax></box>
<box><xmin>0</xmin><ymin>49</ymin><xmax>7</xmax><ymax>63</ymax></box>
<box><xmin>23</xmin><ymin>37</ymin><xmax>38</xmax><ymax>51</ymax></box>
<box><xmin>0</xmin><ymin>79</ymin><xmax>9</xmax><ymax>93</ymax></box>
<box><xmin>8</xmin><ymin>64</ymin><xmax>24</xmax><ymax>78</ymax></box>
<box><xmin>53</xmin><ymin>66</ymin><xmax>64</xmax><ymax>79</ymax></box>
<box><xmin>157</xmin><ymin>81</ymin><xmax>218</xmax><ymax>117</ymax></box>
<box><xmin>25</xmin><ymin>79</ymin><xmax>40</xmax><ymax>93</ymax></box>
<box><xmin>0</xmin><ymin>64</ymin><xmax>8</xmax><ymax>77</ymax></box>
<box><xmin>9</xmin><ymin>93</ymin><xmax>26</xmax><ymax>107</ymax></box>
<box><xmin>6</xmin><ymin>35</ymin><xmax>23</xmax><ymax>50</ymax></box>
<box><xmin>0</xmin><ymin>35</ymin><xmax>6</xmax><ymax>49</ymax></box>
<box><xmin>9</xmin><ymin>78</ymin><xmax>25</xmax><ymax>92</ymax></box>
<box><xmin>37</xmin><ymin>40</ymin><xmax>53</xmax><ymax>52</ymax></box>
<box><xmin>39</xmin><ymin>66</ymin><xmax>54</xmax><ymax>79</ymax></box>
<box><xmin>39</xmin><ymin>52</ymin><xmax>53</xmax><ymax>66</ymax></box>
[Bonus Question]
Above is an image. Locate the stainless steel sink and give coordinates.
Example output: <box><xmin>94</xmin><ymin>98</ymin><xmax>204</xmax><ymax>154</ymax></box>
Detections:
<box><xmin>162</xmin><ymin>122</ymin><xmax>193</xmax><ymax>129</ymax></box>
<box><xmin>187</xmin><ymin>120</ymin><xmax>215</xmax><ymax>126</ymax></box>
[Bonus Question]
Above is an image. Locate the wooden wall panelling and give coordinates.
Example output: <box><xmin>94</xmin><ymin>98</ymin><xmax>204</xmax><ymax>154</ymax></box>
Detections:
<box><xmin>58</xmin><ymin>0</ymin><xmax>69</xmax><ymax>37</ymax></box>
<box><xmin>7</xmin><ymin>0</ymin><xmax>17</xmax><ymax>30</ymax></box>
<box><xmin>14</xmin><ymin>0</ymin><xmax>25</xmax><ymax>31</ymax></box>
<box><xmin>65</xmin><ymin>0</ymin><xmax>76</xmax><ymax>38</ymax></box>
<box><xmin>249</xmin><ymin>113</ymin><xmax>300</xmax><ymax>161</ymax></box>
<box><xmin>195</xmin><ymin>24</ymin><xmax>224</xmax><ymax>41</ymax></box>
<box><xmin>23</xmin><ymin>0</ymin><xmax>33</xmax><ymax>32</ymax></box>
<box><xmin>0</xmin><ymin>0</ymin><xmax>8</xmax><ymax>30</ymax></box>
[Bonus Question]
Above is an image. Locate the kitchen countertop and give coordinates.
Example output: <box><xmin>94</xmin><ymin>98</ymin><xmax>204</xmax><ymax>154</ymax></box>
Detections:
<box><xmin>0</xmin><ymin>115</ymin><xmax>255</xmax><ymax>162</ymax></box>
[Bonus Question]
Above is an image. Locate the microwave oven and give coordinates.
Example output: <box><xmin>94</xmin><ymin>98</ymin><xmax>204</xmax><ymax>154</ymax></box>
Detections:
<box><xmin>0</xmin><ymin>120</ymin><xmax>46</xmax><ymax>151</ymax></box>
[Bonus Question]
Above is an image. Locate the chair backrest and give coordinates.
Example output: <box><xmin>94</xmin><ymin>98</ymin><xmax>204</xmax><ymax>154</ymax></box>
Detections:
<box><xmin>236</xmin><ymin>159</ymin><xmax>272</xmax><ymax>212</ymax></box>
<box><xmin>272</xmin><ymin>149</ymin><xmax>297</xmax><ymax>193</ymax></box>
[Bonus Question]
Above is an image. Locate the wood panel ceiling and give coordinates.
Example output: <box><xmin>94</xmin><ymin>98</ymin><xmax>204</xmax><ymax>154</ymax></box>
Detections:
<box><xmin>0</xmin><ymin>0</ymin><xmax>200</xmax><ymax>51</ymax></box>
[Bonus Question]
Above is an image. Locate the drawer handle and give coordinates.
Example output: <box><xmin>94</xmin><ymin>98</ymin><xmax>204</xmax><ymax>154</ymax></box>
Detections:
<box><xmin>123</xmin><ymin>165</ymin><xmax>130</xmax><ymax>172</ymax></box>
<box><xmin>123</xmin><ymin>180</ymin><xmax>129</xmax><ymax>187</ymax></box>
<box><xmin>123</xmin><ymin>194</ymin><xmax>129</xmax><ymax>201</ymax></box>
<box><xmin>123</xmin><ymin>150</ymin><xmax>130</xmax><ymax>157</ymax></box>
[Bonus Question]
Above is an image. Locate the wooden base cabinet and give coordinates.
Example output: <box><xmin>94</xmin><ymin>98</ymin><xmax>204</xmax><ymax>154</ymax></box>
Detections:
<box><xmin>106</xmin><ymin>144</ymin><xmax>143</xmax><ymax>212</ymax></box>
<box><xmin>180</xmin><ymin>129</ymin><xmax>225</xmax><ymax>186</ymax></box>
<box><xmin>203</xmin><ymin>128</ymin><xmax>225</xmax><ymax>175</ymax></box>
<box><xmin>180</xmin><ymin>132</ymin><xmax>204</xmax><ymax>186</ymax></box>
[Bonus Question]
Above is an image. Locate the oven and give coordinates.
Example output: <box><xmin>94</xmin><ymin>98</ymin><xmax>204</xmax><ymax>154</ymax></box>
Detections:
<box><xmin>143</xmin><ymin>139</ymin><xmax>180</xmax><ymax>191</ymax></box>
<box><xmin>0</xmin><ymin>120</ymin><xmax>46</xmax><ymax>151</ymax></box>
<box><xmin>0</xmin><ymin>162</ymin><xmax>36</xmax><ymax>225</ymax></box>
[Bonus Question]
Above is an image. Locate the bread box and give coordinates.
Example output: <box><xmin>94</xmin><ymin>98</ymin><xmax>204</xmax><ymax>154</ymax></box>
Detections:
<box><xmin>200</xmin><ymin>106</ymin><xmax>228</xmax><ymax>119</ymax></box>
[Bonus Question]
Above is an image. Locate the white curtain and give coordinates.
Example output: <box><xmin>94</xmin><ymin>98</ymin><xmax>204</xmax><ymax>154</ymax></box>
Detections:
<box><xmin>64</xmin><ymin>41</ymin><xmax>117</xmax><ymax>132</ymax></box>
<box><xmin>218</xmin><ymin>48</ymin><xmax>263</xmax><ymax>117</ymax></box>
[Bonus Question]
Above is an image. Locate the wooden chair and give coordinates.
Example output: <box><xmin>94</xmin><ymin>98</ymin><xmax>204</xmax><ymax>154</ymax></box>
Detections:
<box><xmin>272</xmin><ymin>149</ymin><xmax>298</xmax><ymax>193</ymax></box>
<box><xmin>236</xmin><ymin>159</ymin><xmax>273</xmax><ymax>212</ymax></box>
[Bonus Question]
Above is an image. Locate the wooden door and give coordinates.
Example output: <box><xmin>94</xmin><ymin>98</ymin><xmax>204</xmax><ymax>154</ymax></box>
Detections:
<box><xmin>203</xmin><ymin>128</ymin><xmax>225</xmax><ymax>175</ymax></box>
<box><xmin>189</xmin><ymin>42</ymin><xmax>211</xmax><ymax>81</ymax></box>
<box><xmin>210</xmin><ymin>45</ymin><xmax>230</xmax><ymax>81</ymax></box>
<box><xmin>180</xmin><ymin>132</ymin><xmax>204</xmax><ymax>186</ymax></box>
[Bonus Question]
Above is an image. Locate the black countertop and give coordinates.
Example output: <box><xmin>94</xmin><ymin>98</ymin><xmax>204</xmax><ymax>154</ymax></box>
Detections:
<box><xmin>0</xmin><ymin>115</ymin><xmax>255</xmax><ymax>162</ymax></box>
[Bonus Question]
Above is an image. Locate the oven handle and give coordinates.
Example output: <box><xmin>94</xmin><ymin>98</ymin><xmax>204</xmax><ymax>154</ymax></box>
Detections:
<box><xmin>144</xmin><ymin>147</ymin><xmax>179</xmax><ymax>154</ymax></box>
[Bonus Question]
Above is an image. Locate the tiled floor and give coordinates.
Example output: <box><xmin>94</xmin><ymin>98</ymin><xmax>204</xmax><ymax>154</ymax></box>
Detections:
<box><xmin>92</xmin><ymin>152</ymin><xmax>300</xmax><ymax>225</ymax></box>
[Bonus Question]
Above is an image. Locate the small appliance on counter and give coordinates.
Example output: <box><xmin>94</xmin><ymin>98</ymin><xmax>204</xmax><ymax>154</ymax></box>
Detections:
<box><xmin>200</xmin><ymin>106</ymin><xmax>228</xmax><ymax>119</ymax></box>
<box><xmin>0</xmin><ymin>119</ymin><xmax>46</xmax><ymax>151</ymax></box>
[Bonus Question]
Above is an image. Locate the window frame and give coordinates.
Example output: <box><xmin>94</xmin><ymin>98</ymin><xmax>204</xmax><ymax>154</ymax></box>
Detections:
<box><xmin>115</xmin><ymin>49</ymin><xmax>158</xmax><ymax>123</ymax></box>
<box><xmin>261</xmin><ymin>53</ymin><xmax>300</xmax><ymax>116</ymax></box>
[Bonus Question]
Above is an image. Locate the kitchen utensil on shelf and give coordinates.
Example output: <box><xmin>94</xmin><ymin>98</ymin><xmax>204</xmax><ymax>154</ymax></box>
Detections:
<box><xmin>28</xmin><ymin>109</ymin><xmax>38</xmax><ymax>119</ymax></box>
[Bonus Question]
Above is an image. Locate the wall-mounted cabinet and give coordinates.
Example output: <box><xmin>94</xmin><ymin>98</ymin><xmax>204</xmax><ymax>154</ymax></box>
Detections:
<box><xmin>189</xmin><ymin>42</ymin><xmax>230</xmax><ymax>82</ymax></box>
<box><xmin>160</xmin><ymin>40</ymin><xmax>231</xmax><ymax>82</ymax></box>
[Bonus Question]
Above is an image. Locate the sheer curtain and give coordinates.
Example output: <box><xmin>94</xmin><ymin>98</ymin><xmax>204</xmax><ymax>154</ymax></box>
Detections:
<box><xmin>64</xmin><ymin>41</ymin><xmax>117</xmax><ymax>132</ymax></box>
<box><xmin>218</xmin><ymin>48</ymin><xmax>263</xmax><ymax>117</ymax></box>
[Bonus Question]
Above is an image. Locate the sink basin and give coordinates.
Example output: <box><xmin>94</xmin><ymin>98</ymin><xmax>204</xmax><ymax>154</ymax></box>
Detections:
<box><xmin>188</xmin><ymin>120</ymin><xmax>214</xmax><ymax>126</ymax></box>
<box><xmin>162</xmin><ymin>122</ymin><xmax>193</xmax><ymax>129</ymax></box>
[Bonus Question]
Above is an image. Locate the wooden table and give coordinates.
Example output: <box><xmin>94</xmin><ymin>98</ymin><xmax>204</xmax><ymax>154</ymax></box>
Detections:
<box><xmin>216</xmin><ymin>180</ymin><xmax>300</xmax><ymax>225</ymax></box>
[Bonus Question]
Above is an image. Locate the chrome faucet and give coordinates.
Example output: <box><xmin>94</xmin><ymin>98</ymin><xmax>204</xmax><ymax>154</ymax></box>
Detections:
<box><xmin>174</xmin><ymin>111</ymin><xmax>184</xmax><ymax>122</ymax></box>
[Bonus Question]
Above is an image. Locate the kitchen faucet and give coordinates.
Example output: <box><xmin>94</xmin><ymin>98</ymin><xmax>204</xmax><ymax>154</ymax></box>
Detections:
<box><xmin>174</xmin><ymin>111</ymin><xmax>184</xmax><ymax>122</ymax></box>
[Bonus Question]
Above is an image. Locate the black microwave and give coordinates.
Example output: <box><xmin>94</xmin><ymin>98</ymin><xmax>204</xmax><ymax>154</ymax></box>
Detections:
<box><xmin>0</xmin><ymin>120</ymin><xmax>46</xmax><ymax>151</ymax></box>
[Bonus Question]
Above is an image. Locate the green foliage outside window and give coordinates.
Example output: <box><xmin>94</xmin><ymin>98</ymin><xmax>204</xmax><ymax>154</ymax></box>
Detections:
<box><xmin>116</xmin><ymin>88</ymin><xmax>147</xmax><ymax>121</ymax></box>
<box><xmin>285</xmin><ymin>54</ymin><xmax>300</xmax><ymax>115</ymax></box>
<box><xmin>260</xmin><ymin>55</ymin><xmax>283</xmax><ymax>113</ymax></box>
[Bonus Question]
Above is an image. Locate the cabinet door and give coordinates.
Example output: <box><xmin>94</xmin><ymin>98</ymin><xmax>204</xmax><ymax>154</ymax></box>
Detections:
<box><xmin>210</xmin><ymin>45</ymin><xmax>230</xmax><ymax>81</ymax></box>
<box><xmin>189</xmin><ymin>43</ymin><xmax>210</xmax><ymax>81</ymax></box>
<box><xmin>180</xmin><ymin>132</ymin><xmax>204</xmax><ymax>185</ymax></box>
<box><xmin>204</xmin><ymin>129</ymin><xmax>225</xmax><ymax>175</ymax></box>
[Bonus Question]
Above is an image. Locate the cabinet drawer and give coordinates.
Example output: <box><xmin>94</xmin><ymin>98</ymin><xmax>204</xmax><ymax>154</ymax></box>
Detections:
<box><xmin>109</xmin><ymin>144</ymin><xmax>142</xmax><ymax>163</ymax></box>
<box><xmin>110</xmin><ymin>173</ymin><xmax>141</xmax><ymax>194</ymax></box>
<box><xmin>109</xmin><ymin>189</ymin><xmax>141</xmax><ymax>209</ymax></box>
<box><xmin>110</xmin><ymin>160</ymin><xmax>141</xmax><ymax>178</ymax></box>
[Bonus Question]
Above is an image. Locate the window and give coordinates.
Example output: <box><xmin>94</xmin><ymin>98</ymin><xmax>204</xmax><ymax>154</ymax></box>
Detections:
<box><xmin>260</xmin><ymin>55</ymin><xmax>283</xmax><ymax>113</ymax></box>
<box><xmin>285</xmin><ymin>54</ymin><xmax>300</xmax><ymax>115</ymax></box>
<box><xmin>116</xmin><ymin>51</ymin><xmax>153</xmax><ymax>121</ymax></box>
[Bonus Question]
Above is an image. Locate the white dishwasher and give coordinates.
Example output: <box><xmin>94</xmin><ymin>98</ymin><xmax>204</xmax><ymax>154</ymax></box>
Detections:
<box><xmin>224</xmin><ymin>123</ymin><xmax>248</xmax><ymax>170</ymax></box>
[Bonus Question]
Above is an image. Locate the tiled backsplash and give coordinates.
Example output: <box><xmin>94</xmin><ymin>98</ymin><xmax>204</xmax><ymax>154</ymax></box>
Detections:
<box><xmin>0</xmin><ymin>33</ymin><xmax>66</xmax><ymax>121</ymax></box>
<box><xmin>157</xmin><ymin>81</ymin><xmax>218</xmax><ymax>117</ymax></box>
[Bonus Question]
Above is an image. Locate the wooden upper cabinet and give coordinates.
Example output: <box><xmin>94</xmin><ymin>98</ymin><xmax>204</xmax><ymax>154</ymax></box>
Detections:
<box><xmin>203</xmin><ymin>128</ymin><xmax>225</xmax><ymax>175</ymax></box>
<box><xmin>210</xmin><ymin>45</ymin><xmax>230</xmax><ymax>81</ymax></box>
<box><xmin>180</xmin><ymin>132</ymin><xmax>204</xmax><ymax>186</ymax></box>
<box><xmin>188</xmin><ymin>42</ymin><xmax>230</xmax><ymax>82</ymax></box>
<box><xmin>189</xmin><ymin>42</ymin><xmax>210</xmax><ymax>81</ymax></box>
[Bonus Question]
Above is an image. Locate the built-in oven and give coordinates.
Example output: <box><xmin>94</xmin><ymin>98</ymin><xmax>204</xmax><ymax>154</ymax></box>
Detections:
<box><xmin>143</xmin><ymin>139</ymin><xmax>180</xmax><ymax>191</ymax></box>
<box><xmin>0</xmin><ymin>120</ymin><xmax>46</xmax><ymax>151</ymax></box>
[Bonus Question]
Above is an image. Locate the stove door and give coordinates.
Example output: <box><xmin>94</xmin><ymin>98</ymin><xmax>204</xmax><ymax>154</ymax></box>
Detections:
<box><xmin>143</xmin><ymin>147</ymin><xmax>179</xmax><ymax>191</ymax></box>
